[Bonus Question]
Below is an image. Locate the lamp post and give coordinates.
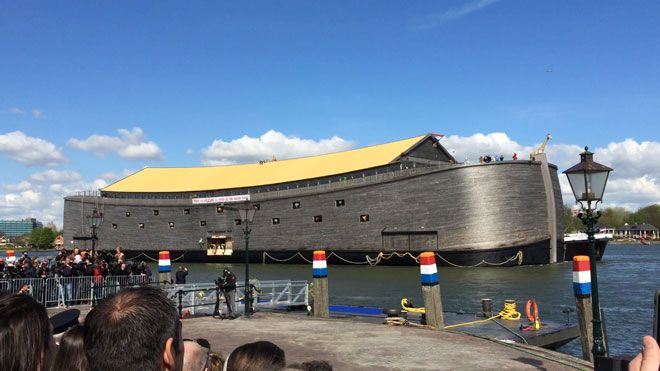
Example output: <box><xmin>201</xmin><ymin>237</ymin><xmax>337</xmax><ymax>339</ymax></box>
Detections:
<box><xmin>563</xmin><ymin>147</ymin><xmax>612</xmax><ymax>360</ymax></box>
<box><xmin>86</xmin><ymin>208</ymin><xmax>104</xmax><ymax>260</ymax></box>
<box><xmin>238</xmin><ymin>203</ymin><xmax>258</xmax><ymax>316</ymax></box>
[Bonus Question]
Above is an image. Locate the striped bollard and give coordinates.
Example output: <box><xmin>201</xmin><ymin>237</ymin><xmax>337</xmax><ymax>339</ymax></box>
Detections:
<box><xmin>6</xmin><ymin>250</ymin><xmax>16</xmax><ymax>266</ymax></box>
<box><xmin>573</xmin><ymin>255</ymin><xmax>594</xmax><ymax>362</ymax></box>
<box><xmin>420</xmin><ymin>252</ymin><xmax>444</xmax><ymax>329</ymax></box>
<box><xmin>312</xmin><ymin>250</ymin><xmax>329</xmax><ymax>318</ymax></box>
<box><xmin>159</xmin><ymin>251</ymin><xmax>172</xmax><ymax>284</ymax></box>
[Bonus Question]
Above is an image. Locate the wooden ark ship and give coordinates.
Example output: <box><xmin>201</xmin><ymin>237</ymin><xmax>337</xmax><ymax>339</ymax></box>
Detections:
<box><xmin>63</xmin><ymin>134</ymin><xmax>565</xmax><ymax>266</ymax></box>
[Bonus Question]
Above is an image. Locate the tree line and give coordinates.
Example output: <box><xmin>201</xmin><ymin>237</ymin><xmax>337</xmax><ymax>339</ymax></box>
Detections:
<box><xmin>1</xmin><ymin>228</ymin><xmax>57</xmax><ymax>249</ymax></box>
<box><xmin>563</xmin><ymin>203</ymin><xmax>660</xmax><ymax>233</ymax></box>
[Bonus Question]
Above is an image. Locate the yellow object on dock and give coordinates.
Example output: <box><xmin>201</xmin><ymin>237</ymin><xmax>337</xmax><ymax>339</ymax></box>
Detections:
<box><xmin>499</xmin><ymin>300</ymin><xmax>522</xmax><ymax>321</ymax></box>
<box><xmin>401</xmin><ymin>298</ymin><xmax>522</xmax><ymax>329</ymax></box>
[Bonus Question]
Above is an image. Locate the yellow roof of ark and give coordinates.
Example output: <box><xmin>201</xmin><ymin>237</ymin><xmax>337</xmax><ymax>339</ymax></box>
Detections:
<box><xmin>102</xmin><ymin>135</ymin><xmax>427</xmax><ymax>193</ymax></box>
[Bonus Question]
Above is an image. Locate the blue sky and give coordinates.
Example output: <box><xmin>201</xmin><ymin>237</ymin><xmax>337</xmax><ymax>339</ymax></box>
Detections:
<box><xmin>1</xmin><ymin>1</ymin><xmax>659</xmax><ymax>226</ymax></box>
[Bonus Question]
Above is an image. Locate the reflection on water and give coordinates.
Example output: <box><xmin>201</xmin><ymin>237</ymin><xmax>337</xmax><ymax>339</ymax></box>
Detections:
<box><xmin>29</xmin><ymin>244</ymin><xmax>659</xmax><ymax>357</ymax></box>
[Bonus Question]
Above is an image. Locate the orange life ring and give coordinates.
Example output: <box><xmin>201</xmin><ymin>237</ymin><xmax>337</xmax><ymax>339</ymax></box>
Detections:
<box><xmin>525</xmin><ymin>299</ymin><xmax>539</xmax><ymax>322</ymax></box>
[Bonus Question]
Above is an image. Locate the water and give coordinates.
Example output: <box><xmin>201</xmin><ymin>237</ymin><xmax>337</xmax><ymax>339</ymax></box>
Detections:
<box><xmin>28</xmin><ymin>244</ymin><xmax>659</xmax><ymax>357</ymax></box>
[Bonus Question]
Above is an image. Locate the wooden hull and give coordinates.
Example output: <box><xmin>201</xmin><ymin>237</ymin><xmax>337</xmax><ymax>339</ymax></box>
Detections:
<box><xmin>64</xmin><ymin>161</ymin><xmax>564</xmax><ymax>266</ymax></box>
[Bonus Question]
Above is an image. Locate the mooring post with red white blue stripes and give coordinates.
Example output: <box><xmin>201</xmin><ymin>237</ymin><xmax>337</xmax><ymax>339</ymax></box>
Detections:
<box><xmin>420</xmin><ymin>252</ymin><xmax>444</xmax><ymax>329</ymax></box>
<box><xmin>6</xmin><ymin>250</ymin><xmax>16</xmax><ymax>266</ymax></box>
<box><xmin>159</xmin><ymin>251</ymin><xmax>172</xmax><ymax>284</ymax></box>
<box><xmin>312</xmin><ymin>250</ymin><xmax>329</xmax><ymax>318</ymax></box>
<box><xmin>573</xmin><ymin>255</ymin><xmax>594</xmax><ymax>362</ymax></box>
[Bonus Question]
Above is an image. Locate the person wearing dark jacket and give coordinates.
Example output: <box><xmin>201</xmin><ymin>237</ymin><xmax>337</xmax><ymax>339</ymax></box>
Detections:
<box><xmin>60</xmin><ymin>257</ymin><xmax>74</xmax><ymax>306</ymax></box>
<box><xmin>220</xmin><ymin>268</ymin><xmax>237</xmax><ymax>318</ymax></box>
<box><xmin>175</xmin><ymin>266</ymin><xmax>188</xmax><ymax>284</ymax></box>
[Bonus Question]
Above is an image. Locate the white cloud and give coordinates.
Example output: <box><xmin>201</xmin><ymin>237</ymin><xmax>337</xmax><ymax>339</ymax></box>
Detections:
<box><xmin>441</xmin><ymin>132</ymin><xmax>534</xmax><ymax>162</ymax></box>
<box><xmin>97</xmin><ymin>169</ymin><xmax>135</xmax><ymax>183</ymax></box>
<box><xmin>32</xmin><ymin>109</ymin><xmax>45</xmax><ymax>119</ymax></box>
<box><xmin>186</xmin><ymin>148</ymin><xmax>193</xmax><ymax>155</ymax></box>
<box><xmin>1</xmin><ymin>181</ymin><xmax>32</xmax><ymax>192</ymax></box>
<box><xmin>67</xmin><ymin>127</ymin><xmax>164</xmax><ymax>161</ymax></box>
<box><xmin>6</xmin><ymin>107</ymin><xmax>25</xmax><ymax>115</ymax></box>
<box><xmin>202</xmin><ymin>130</ymin><xmax>354</xmax><ymax>166</ymax></box>
<box><xmin>0</xmin><ymin>171</ymin><xmax>110</xmax><ymax>229</ymax></box>
<box><xmin>414</xmin><ymin>0</ymin><xmax>500</xmax><ymax>29</ymax></box>
<box><xmin>0</xmin><ymin>131</ymin><xmax>66</xmax><ymax>166</ymax></box>
<box><xmin>442</xmin><ymin>133</ymin><xmax>660</xmax><ymax>211</ymax></box>
<box><xmin>29</xmin><ymin>170</ymin><xmax>82</xmax><ymax>183</ymax></box>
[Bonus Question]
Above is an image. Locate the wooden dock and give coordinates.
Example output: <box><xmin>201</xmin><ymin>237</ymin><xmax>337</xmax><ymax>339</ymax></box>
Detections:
<box><xmin>328</xmin><ymin>305</ymin><xmax>580</xmax><ymax>350</ymax></box>
<box><xmin>181</xmin><ymin>311</ymin><xmax>591</xmax><ymax>370</ymax></box>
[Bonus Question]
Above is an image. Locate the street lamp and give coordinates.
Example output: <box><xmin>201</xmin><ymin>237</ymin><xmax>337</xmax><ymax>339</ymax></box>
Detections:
<box><xmin>86</xmin><ymin>208</ymin><xmax>104</xmax><ymax>260</ymax></box>
<box><xmin>563</xmin><ymin>147</ymin><xmax>612</xmax><ymax>360</ymax></box>
<box><xmin>238</xmin><ymin>203</ymin><xmax>258</xmax><ymax>316</ymax></box>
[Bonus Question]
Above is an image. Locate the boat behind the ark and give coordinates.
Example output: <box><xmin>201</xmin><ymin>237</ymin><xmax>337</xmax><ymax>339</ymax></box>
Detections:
<box><xmin>563</xmin><ymin>232</ymin><xmax>613</xmax><ymax>261</ymax></box>
<box><xmin>63</xmin><ymin>134</ymin><xmax>565</xmax><ymax>266</ymax></box>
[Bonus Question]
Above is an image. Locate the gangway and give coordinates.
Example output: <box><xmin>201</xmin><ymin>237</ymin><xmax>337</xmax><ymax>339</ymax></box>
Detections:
<box><xmin>164</xmin><ymin>280</ymin><xmax>309</xmax><ymax>316</ymax></box>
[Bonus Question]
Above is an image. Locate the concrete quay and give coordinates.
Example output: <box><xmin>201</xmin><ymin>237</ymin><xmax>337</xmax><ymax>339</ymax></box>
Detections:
<box><xmin>181</xmin><ymin>312</ymin><xmax>592</xmax><ymax>370</ymax></box>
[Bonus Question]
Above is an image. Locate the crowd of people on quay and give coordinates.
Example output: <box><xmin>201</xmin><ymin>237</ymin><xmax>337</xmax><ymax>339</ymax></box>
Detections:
<box><xmin>0</xmin><ymin>246</ymin><xmax>152</xmax><ymax>280</ymax></box>
<box><xmin>0</xmin><ymin>286</ymin><xmax>335</xmax><ymax>371</ymax></box>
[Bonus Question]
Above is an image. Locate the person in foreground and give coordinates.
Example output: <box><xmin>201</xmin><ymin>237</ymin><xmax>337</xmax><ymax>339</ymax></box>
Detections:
<box><xmin>52</xmin><ymin>325</ymin><xmax>88</xmax><ymax>371</ymax></box>
<box><xmin>84</xmin><ymin>286</ymin><xmax>184</xmax><ymax>371</ymax></box>
<box><xmin>224</xmin><ymin>341</ymin><xmax>285</xmax><ymax>371</ymax></box>
<box><xmin>0</xmin><ymin>293</ymin><xmax>58</xmax><ymax>371</ymax></box>
<box><xmin>629</xmin><ymin>336</ymin><xmax>660</xmax><ymax>371</ymax></box>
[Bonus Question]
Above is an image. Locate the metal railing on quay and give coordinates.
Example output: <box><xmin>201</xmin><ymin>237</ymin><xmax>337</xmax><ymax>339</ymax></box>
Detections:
<box><xmin>169</xmin><ymin>280</ymin><xmax>309</xmax><ymax>317</ymax></box>
<box><xmin>0</xmin><ymin>277</ymin><xmax>308</xmax><ymax>314</ymax></box>
<box><xmin>0</xmin><ymin>275</ymin><xmax>155</xmax><ymax>308</ymax></box>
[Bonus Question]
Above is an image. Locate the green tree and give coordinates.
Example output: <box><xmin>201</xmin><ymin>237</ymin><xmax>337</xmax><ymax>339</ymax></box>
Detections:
<box><xmin>29</xmin><ymin>227</ymin><xmax>56</xmax><ymax>249</ymax></box>
<box><xmin>563</xmin><ymin>205</ymin><xmax>583</xmax><ymax>233</ymax></box>
<box><xmin>631</xmin><ymin>204</ymin><xmax>660</xmax><ymax>227</ymax></box>
<box><xmin>598</xmin><ymin>206</ymin><xmax>631</xmax><ymax>228</ymax></box>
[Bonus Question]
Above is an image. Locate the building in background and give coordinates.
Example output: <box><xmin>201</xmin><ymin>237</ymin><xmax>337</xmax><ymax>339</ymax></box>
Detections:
<box><xmin>0</xmin><ymin>218</ymin><xmax>44</xmax><ymax>237</ymax></box>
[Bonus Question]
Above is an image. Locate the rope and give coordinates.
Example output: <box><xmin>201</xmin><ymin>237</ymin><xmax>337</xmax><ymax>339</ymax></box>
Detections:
<box><xmin>128</xmin><ymin>252</ymin><xmax>185</xmax><ymax>263</ymax></box>
<box><xmin>262</xmin><ymin>251</ymin><xmax>312</xmax><ymax>264</ymax></box>
<box><xmin>444</xmin><ymin>314</ymin><xmax>502</xmax><ymax>329</ymax></box>
<box><xmin>401</xmin><ymin>299</ymin><xmax>521</xmax><ymax>327</ymax></box>
<box><xmin>400</xmin><ymin>298</ymin><xmax>425</xmax><ymax>313</ymax></box>
<box><xmin>366</xmin><ymin>252</ymin><xmax>420</xmax><ymax>266</ymax></box>
<box><xmin>498</xmin><ymin>300</ymin><xmax>522</xmax><ymax>321</ymax></box>
<box><xmin>326</xmin><ymin>252</ymin><xmax>369</xmax><ymax>265</ymax></box>
<box><xmin>434</xmin><ymin>250</ymin><xmax>523</xmax><ymax>268</ymax></box>
<box><xmin>492</xmin><ymin>319</ymin><xmax>529</xmax><ymax>345</ymax></box>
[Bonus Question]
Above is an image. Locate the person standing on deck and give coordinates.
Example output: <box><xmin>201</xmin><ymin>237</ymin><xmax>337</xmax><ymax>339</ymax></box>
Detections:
<box><xmin>175</xmin><ymin>266</ymin><xmax>188</xmax><ymax>284</ymax></box>
<box><xmin>220</xmin><ymin>268</ymin><xmax>237</xmax><ymax>318</ymax></box>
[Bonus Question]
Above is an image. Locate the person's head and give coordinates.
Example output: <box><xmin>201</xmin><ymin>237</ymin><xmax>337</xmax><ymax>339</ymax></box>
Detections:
<box><xmin>0</xmin><ymin>294</ymin><xmax>57</xmax><ymax>371</ymax></box>
<box><xmin>84</xmin><ymin>286</ymin><xmax>183</xmax><ymax>371</ymax></box>
<box><xmin>52</xmin><ymin>325</ymin><xmax>88</xmax><ymax>371</ymax></box>
<box><xmin>205</xmin><ymin>352</ymin><xmax>224</xmax><ymax>371</ymax></box>
<box><xmin>223</xmin><ymin>268</ymin><xmax>230</xmax><ymax>276</ymax></box>
<box><xmin>116</xmin><ymin>246</ymin><xmax>123</xmax><ymax>253</ymax></box>
<box><xmin>225</xmin><ymin>341</ymin><xmax>285</xmax><ymax>371</ymax></box>
<box><xmin>183</xmin><ymin>340</ymin><xmax>209</xmax><ymax>371</ymax></box>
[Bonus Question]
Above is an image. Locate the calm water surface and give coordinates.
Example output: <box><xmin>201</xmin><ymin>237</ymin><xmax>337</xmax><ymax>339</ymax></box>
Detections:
<box><xmin>33</xmin><ymin>244</ymin><xmax>659</xmax><ymax>357</ymax></box>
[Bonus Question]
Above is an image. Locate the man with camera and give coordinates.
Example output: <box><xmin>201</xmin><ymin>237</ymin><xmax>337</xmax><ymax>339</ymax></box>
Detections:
<box><xmin>217</xmin><ymin>267</ymin><xmax>237</xmax><ymax>319</ymax></box>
